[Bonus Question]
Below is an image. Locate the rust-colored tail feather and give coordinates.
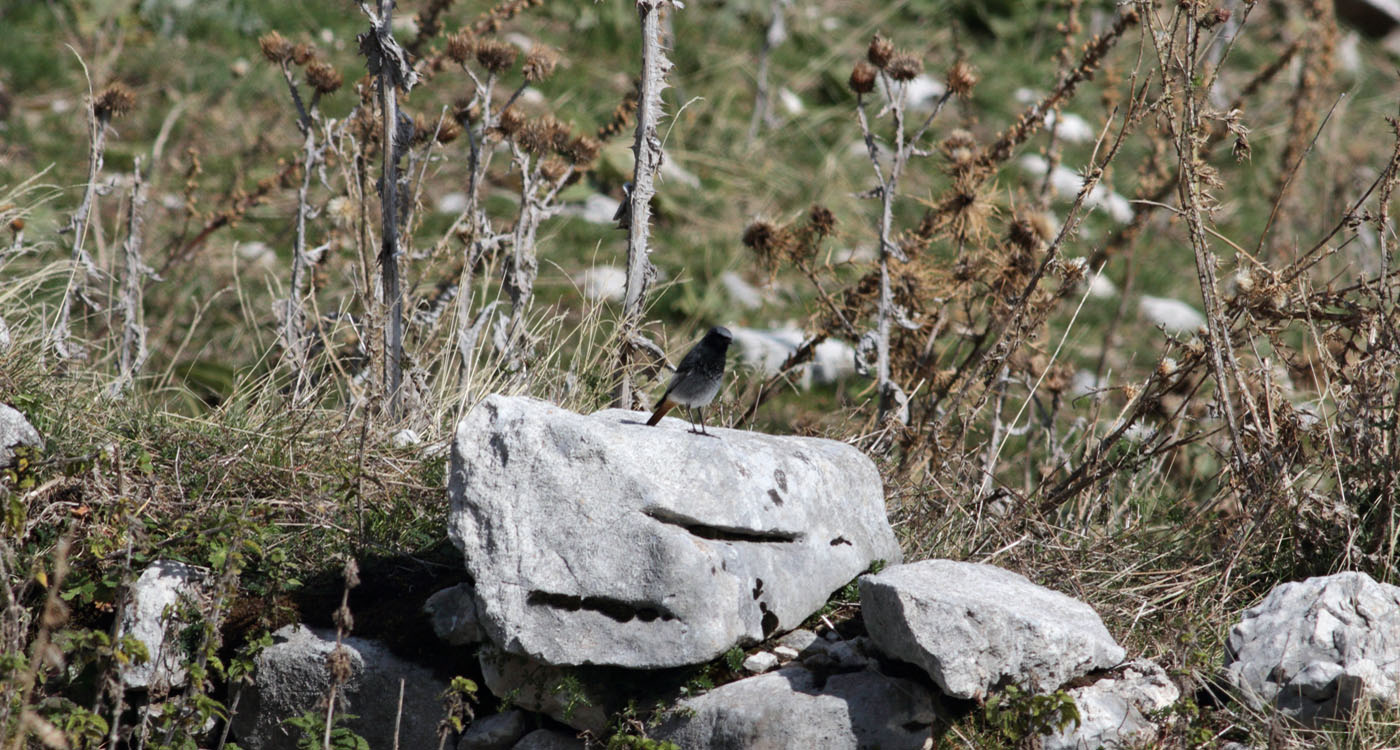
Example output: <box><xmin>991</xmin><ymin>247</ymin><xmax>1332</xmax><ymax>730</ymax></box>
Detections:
<box><xmin>646</xmin><ymin>399</ymin><xmax>674</xmax><ymax>426</ymax></box>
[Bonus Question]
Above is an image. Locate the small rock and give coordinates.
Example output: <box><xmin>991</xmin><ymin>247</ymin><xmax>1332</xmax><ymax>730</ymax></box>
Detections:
<box><xmin>1017</xmin><ymin>154</ymin><xmax>1134</xmax><ymax>223</ymax></box>
<box><xmin>231</xmin><ymin>625</ymin><xmax>448</xmax><ymax>750</ymax></box>
<box><xmin>654</xmin><ymin>665</ymin><xmax>935</xmax><ymax>750</ymax></box>
<box><xmin>1139</xmin><ymin>295</ymin><xmax>1206</xmax><ymax>335</ymax></box>
<box><xmin>1223</xmin><ymin>571</ymin><xmax>1400</xmax><ymax>726</ymax></box>
<box><xmin>1046</xmin><ymin>111</ymin><xmax>1096</xmax><ymax>143</ymax></box>
<box><xmin>903</xmin><ymin>74</ymin><xmax>947</xmax><ymax>110</ymax></box>
<box><xmin>1041</xmin><ymin>660</ymin><xmax>1179</xmax><ymax>750</ymax></box>
<box><xmin>1071</xmin><ymin>370</ymin><xmax>1104</xmax><ymax>399</ymax></box>
<box><xmin>777</xmin><ymin>87</ymin><xmax>804</xmax><ymax>115</ymax></box>
<box><xmin>775</xmin><ymin>629</ymin><xmax>820</xmax><ymax>655</ymax></box>
<box><xmin>1086</xmin><ymin>271</ymin><xmax>1118</xmax><ymax>299</ymax></box>
<box><xmin>437</xmin><ymin>192</ymin><xmax>470</xmax><ymax>215</ymax></box>
<box><xmin>117</xmin><ymin>561</ymin><xmax>208</xmax><ymax>690</ymax></box>
<box><xmin>742</xmin><ymin>651</ymin><xmax>779</xmax><ymax>674</ymax></box>
<box><xmin>719</xmin><ymin>271</ymin><xmax>765</xmax><ymax>310</ymax></box>
<box><xmin>773</xmin><ymin>645</ymin><xmax>799</xmax><ymax>661</ymax></box>
<box><xmin>230</xmin><ymin>58</ymin><xmax>251</xmax><ymax>77</ymax></box>
<box><xmin>236</xmin><ymin>241</ymin><xmax>275</xmax><ymax>267</ymax></box>
<box><xmin>575</xmin><ymin>265</ymin><xmax>627</xmax><ymax>302</ymax></box>
<box><xmin>391</xmin><ymin>429</ymin><xmax>421</xmax><ymax>448</ymax></box>
<box><xmin>0</xmin><ymin>316</ymin><xmax>10</xmax><ymax>352</ymax></box>
<box><xmin>860</xmin><ymin>560</ymin><xmax>1125</xmax><ymax>699</ymax></box>
<box><xmin>512</xmin><ymin>729</ymin><xmax>584</xmax><ymax>750</ymax></box>
<box><xmin>460</xmin><ymin>710</ymin><xmax>530</xmax><ymax>750</ymax></box>
<box><xmin>562</xmin><ymin>194</ymin><xmax>621</xmax><ymax>225</ymax></box>
<box><xmin>0</xmin><ymin>403</ymin><xmax>43</xmax><ymax>469</ymax></box>
<box><xmin>477</xmin><ymin>646</ymin><xmax>617</xmax><ymax>733</ymax></box>
<box><xmin>660</xmin><ymin>159</ymin><xmax>701</xmax><ymax>189</ymax></box>
<box><xmin>424</xmin><ymin>583</ymin><xmax>484</xmax><ymax>645</ymax></box>
<box><xmin>730</xmin><ymin>326</ymin><xmax>856</xmax><ymax>389</ymax></box>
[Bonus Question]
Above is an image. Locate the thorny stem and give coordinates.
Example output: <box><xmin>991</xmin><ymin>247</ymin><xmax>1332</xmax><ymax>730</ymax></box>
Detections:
<box><xmin>53</xmin><ymin>106</ymin><xmax>111</xmax><ymax>361</ymax></box>
<box><xmin>113</xmin><ymin>158</ymin><xmax>151</xmax><ymax>397</ymax></box>
<box><xmin>613</xmin><ymin>0</ymin><xmax>674</xmax><ymax>409</ymax></box>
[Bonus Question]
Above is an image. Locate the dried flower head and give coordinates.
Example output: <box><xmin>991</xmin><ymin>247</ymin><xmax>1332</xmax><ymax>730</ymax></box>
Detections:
<box><xmin>306</xmin><ymin>61</ymin><xmax>343</xmax><ymax>94</ymax></box>
<box><xmin>946</xmin><ymin>61</ymin><xmax>978</xmax><ymax>97</ymax></box>
<box><xmin>291</xmin><ymin>43</ymin><xmax>316</xmax><ymax>67</ymax></box>
<box><xmin>886</xmin><ymin>53</ymin><xmax>923</xmax><ymax>82</ymax></box>
<box><xmin>848</xmin><ymin>61</ymin><xmax>877</xmax><ymax>95</ymax></box>
<box><xmin>1008</xmin><ymin>216</ymin><xmax>1040</xmax><ymax>250</ymax></box>
<box><xmin>94</xmin><ymin>83</ymin><xmax>135</xmax><ymax>120</ymax></box>
<box><xmin>867</xmin><ymin>35</ymin><xmax>894</xmax><ymax>69</ymax></box>
<box><xmin>476</xmin><ymin>40</ymin><xmax>518</xmax><ymax>74</ymax></box>
<box><xmin>8</xmin><ymin>217</ymin><xmax>24</xmax><ymax>232</ymax></box>
<box><xmin>453</xmin><ymin>97</ymin><xmax>478</xmax><ymax>125</ymax></box>
<box><xmin>1156</xmin><ymin>357</ymin><xmax>1179</xmax><ymax>378</ymax></box>
<box><xmin>436</xmin><ymin>119</ymin><xmax>463</xmax><ymax>144</ymax></box>
<box><xmin>496</xmin><ymin>107</ymin><xmax>525</xmax><ymax>135</ymax></box>
<box><xmin>808</xmin><ymin>205</ymin><xmax>836</xmax><ymax>237</ymax></box>
<box><xmin>445</xmin><ymin>31</ymin><xmax>476</xmax><ymax>65</ymax></box>
<box><xmin>259</xmin><ymin>31</ymin><xmax>293</xmax><ymax>64</ymax></box>
<box><xmin>327</xmin><ymin>644</ymin><xmax>354</xmax><ymax>682</ymax></box>
<box><xmin>743</xmin><ymin>221</ymin><xmax>781</xmax><ymax>254</ymax></box>
<box><xmin>940</xmin><ymin>128</ymin><xmax>978</xmax><ymax>167</ymax></box>
<box><xmin>540</xmin><ymin>156</ymin><xmax>570</xmax><ymax>182</ymax></box>
<box><xmin>523</xmin><ymin>46</ymin><xmax>559</xmax><ymax>82</ymax></box>
<box><xmin>516</xmin><ymin>117</ymin><xmax>555</xmax><ymax>154</ymax></box>
<box><xmin>563</xmin><ymin>135</ymin><xmax>600</xmax><ymax>165</ymax></box>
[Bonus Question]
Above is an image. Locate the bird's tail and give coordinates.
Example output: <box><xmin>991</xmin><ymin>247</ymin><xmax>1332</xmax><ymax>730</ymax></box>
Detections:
<box><xmin>646</xmin><ymin>399</ymin><xmax>674</xmax><ymax>426</ymax></box>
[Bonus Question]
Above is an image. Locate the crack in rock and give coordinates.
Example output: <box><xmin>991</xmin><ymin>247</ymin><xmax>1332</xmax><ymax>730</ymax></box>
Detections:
<box><xmin>642</xmin><ymin>506</ymin><xmax>804</xmax><ymax>543</ymax></box>
<box><xmin>526</xmin><ymin>590</ymin><xmax>677</xmax><ymax>623</ymax></box>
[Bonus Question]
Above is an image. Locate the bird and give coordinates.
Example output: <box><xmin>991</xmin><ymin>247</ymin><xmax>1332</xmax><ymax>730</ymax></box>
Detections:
<box><xmin>647</xmin><ymin>326</ymin><xmax>733</xmax><ymax>434</ymax></box>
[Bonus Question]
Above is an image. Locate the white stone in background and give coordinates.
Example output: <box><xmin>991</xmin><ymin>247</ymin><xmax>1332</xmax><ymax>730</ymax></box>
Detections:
<box><xmin>1017</xmin><ymin>154</ymin><xmax>1135</xmax><ymax>223</ymax></box>
<box><xmin>231</xmin><ymin>625</ymin><xmax>449</xmax><ymax>750</ymax></box>
<box><xmin>730</xmin><ymin>326</ymin><xmax>857</xmax><ymax>389</ymax></box>
<box><xmin>1046</xmin><ymin>111</ymin><xmax>1096</xmax><ymax>144</ymax></box>
<box><xmin>1223</xmin><ymin>572</ymin><xmax>1400</xmax><ymax>726</ymax></box>
<box><xmin>660</xmin><ymin>159</ymin><xmax>701</xmax><ymax>189</ymax></box>
<box><xmin>902</xmin><ymin>74</ymin><xmax>947</xmax><ymax>110</ymax></box>
<box><xmin>1086</xmin><ymin>270</ymin><xmax>1119</xmax><ymax>299</ymax></box>
<box><xmin>654</xmin><ymin>665</ymin><xmax>936</xmax><ymax>750</ymax></box>
<box><xmin>778</xmin><ymin>87</ymin><xmax>804</xmax><ymax>116</ymax></box>
<box><xmin>391</xmin><ymin>428</ymin><xmax>421</xmax><ymax>448</ymax></box>
<box><xmin>425</xmin><ymin>583</ymin><xmax>485</xmax><ymax>646</ymax></box>
<box><xmin>236</xmin><ymin>241</ymin><xmax>275</xmax><ymax>267</ymax></box>
<box><xmin>0</xmin><ymin>403</ymin><xmax>42</xmax><ymax>468</ymax></box>
<box><xmin>1071</xmin><ymin>370</ymin><xmax>1104</xmax><ymax>399</ymax></box>
<box><xmin>0</xmin><ymin>316</ymin><xmax>10</xmax><ymax>352</ymax></box>
<box><xmin>505</xmin><ymin>32</ymin><xmax>535</xmax><ymax>51</ymax></box>
<box><xmin>448</xmin><ymin>395</ymin><xmax>901</xmax><ymax>668</ymax></box>
<box><xmin>437</xmin><ymin>191</ymin><xmax>470</xmax><ymax>215</ymax></box>
<box><xmin>574</xmin><ymin>265</ymin><xmax>627</xmax><ymax>302</ymax></box>
<box><xmin>742</xmin><ymin>651</ymin><xmax>780</xmax><ymax>674</ymax></box>
<box><xmin>390</xmin><ymin>14</ymin><xmax>418</xmax><ymax>36</ymax></box>
<box><xmin>1041</xmin><ymin>660</ymin><xmax>1179</xmax><ymax>750</ymax></box>
<box><xmin>773</xmin><ymin>645</ymin><xmax>800</xmax><ymax>661</ymax></box>
<box><xmin>518</xmin><ymin>87</ymin><xmax>546</xmax><ymax>106</ymax></box>
<box><xmin>719</xmin><ymin>271</ymin><xmax>765</xmax><ymax>310</ymax></box>
<box><xmin>776</xmin><ymin>628</ymin><xmax>821</xmax><ymax>657</ymax></box>
<box><xmin>1139</xmin><ymin>294</ymin><xmax>1206</xmax><ymax>335</ymax></box>
<box><xmin>117</xmin><ymin>561</ymin><xmax>207</xmax><ymax>690</ymax></box>
<box><xmin>459</xmin><ymin>710</ymin><xmax>530</xmax><ymax>750</ymax></box>
<box><xmin>859</xmin><ymin>560</ymin><xmax>1125</xmax><ymax>699</ymax></box>
<box><xmin>561</xmin><ymin>193</ymin><xmax>621</xmax><ymax>225</ymax></box>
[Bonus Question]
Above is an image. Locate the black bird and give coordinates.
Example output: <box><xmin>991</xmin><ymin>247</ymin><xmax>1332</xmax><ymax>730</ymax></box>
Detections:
<box><xmin>646</xmin><ymin>326</ymin><xmax>733</xmax><ymax>434</ymax></box>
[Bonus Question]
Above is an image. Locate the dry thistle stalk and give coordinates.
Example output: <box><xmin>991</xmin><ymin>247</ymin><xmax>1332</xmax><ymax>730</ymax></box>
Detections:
<box><xmin>613</xmin><ymin>0</ymin><xmax>679</xmax><ymax>410</ymax></box>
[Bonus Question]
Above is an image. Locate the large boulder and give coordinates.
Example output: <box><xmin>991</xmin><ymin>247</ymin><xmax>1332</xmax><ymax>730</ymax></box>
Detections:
<box><xmin>1041</xmin><ymin>660</ymin><xmax>1179</xmax><ymax>750</ymax></box>
<box><xmin>448</xmin><ymin>395</ymin><xmax>900</xmax><ymax>668</ymax></box>
<box><xmin>117</xmin><ymin>561</ymin><xmax>208</xmax><ymax>691</ymax></box>
<box><xmin>652</xmin><ymin>664</ymin><xmax>936</xmax><ymax>750</ymax></box>
<box><xmin>859</xmin><ymin>560</ymin><xmax>1125</xmax><ymax>699</ymax></box>
<box><xmin>0</xmin><ymin>403</ymin><xmax>42</xmax><ymax>469</ymax></box>
<box><xmin>1223</xmin><ymin>572</ymin><xmax>1400</xmax><ymax>726</ymax></box>
<box><xmin>230</xmin><ymin>625</ymin><xmax>449</xmax><ymax>750</ymax></box>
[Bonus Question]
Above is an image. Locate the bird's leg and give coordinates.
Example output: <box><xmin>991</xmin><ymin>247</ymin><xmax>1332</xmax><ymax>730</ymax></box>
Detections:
<box><xmin>698</xmin><ymin>407</ymin><xmax>709</xmax><ymax>435</ymax></box>
<box><xmin>686</xmin><ymin>407</ymin><xmax>698</xmax><ymax>433</ymax></box>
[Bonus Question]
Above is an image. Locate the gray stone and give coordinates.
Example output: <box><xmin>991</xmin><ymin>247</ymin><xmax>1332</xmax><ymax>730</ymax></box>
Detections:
<box><xmin>742</xmin><ymin>651</ymin><xmax>779</xmax><ymax>674</ymax></box>
<box><xmin>806</xmin><ymin>638</ymin><xmax>873</xmax><ymax>670</ymax></box>
<box><xmin>230</xmin><ymin>625</ymin><xmax>448</xmax><ymax>750</ymax></box>
<box><xmin>775</xmin><ymin>629</ymin><xmax>819</xmax><ymax>655</ymax></box>
<box><xmin>477</xmin><ymin>645</ymin><xmax>614</xmax><ymax>733</ymax></box>
<box><xmin>425</xmin><ymin>583</ymin><xmax>484</xmax><ymax>645</ymax></box>
<box><xmin>772</xmin><ymin>645</ymin><xmax>799</xmax><ymax>662</ymax></box>
<box><xmin>0</xmin><ymin>403</ymin><xmax>42</xmax><ymax>469</ymax></box>
<box><xmin>654</xmin><ymin>665</ymin><xmax>935</xmax><ymax>750</ymax></box>
<box><xmin>730</xmin><ymin>326</ymin><xmax>856</xmax><ymax>389</ymax></box>
<box><xmin>1223</xmin><ymin>571</ymin><xmax>1400</xmax><ymax>726</ymax></box>
<box><xmin>512</xmin><ymin>729</ymin><xmax>584</xmax><ymax>750</ymax></box>
<box><xmin>448</xmin><ymin>395</ymin><xmax>900</xmax><ymax>668</ymax></box>
<box><xmin>1041</xmin><ymin>660</ymin><xmax>1179</xmax><ymax>750</ymax></box>
<box><xmin>719</xmin><ymin>271</ymin><xmax>765</xmax><ymax>310</ymax></box>
<box><xmin>459</xmin><ymin>710</ymin><xmax>529</xmax><ymax>750</ymax></box>
<box><xmin>860</xmin><ymin>560</ymin><xmax>1125</xmax><ymax>699</ymax></box>
<box><xmin>117</xmin><ymin>561</ymin><xmax>207</xmax><ymax>690</ymax></box>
